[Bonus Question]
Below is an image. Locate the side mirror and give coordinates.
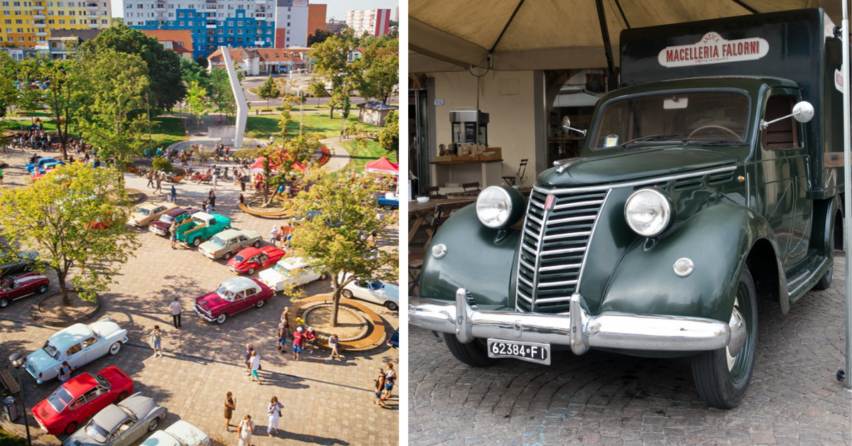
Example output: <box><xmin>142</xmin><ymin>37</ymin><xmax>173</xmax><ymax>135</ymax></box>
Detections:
<box><xmin>561</xmin><ymin>116</ymin><xmax>586</xmax><ymax>136</ymax></box>
<box><xmin>760</xmin><ymin>100</ymin><xmax>815</xmax><ymax>129</ymax></box>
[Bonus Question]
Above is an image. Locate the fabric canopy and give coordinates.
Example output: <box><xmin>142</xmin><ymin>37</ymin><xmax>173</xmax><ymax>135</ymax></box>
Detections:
<box><xmin>365</xmin><ymin>157</ymin><xmax>399</xmax><ymax>175</ymax></box>
<box><xmin>250</xmin><ymin>157</ymin><xmax>305</xmax><ymax>175</ymax></box>
<box><xmin>410</xmin><ymin>0</ymin><xmax>846</xmax><ymax>72</ymax></box>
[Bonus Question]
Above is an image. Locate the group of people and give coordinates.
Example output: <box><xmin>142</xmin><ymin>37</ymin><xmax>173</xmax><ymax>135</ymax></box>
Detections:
<box><xmin>269</xmin><ymin>224</ymin><xmax>294</xmax><ymax>248</ymax></box>
<box><xmin>225</xmin><ymin>393</ymin><xmax>285</xmax><ymax>445</ymax></box>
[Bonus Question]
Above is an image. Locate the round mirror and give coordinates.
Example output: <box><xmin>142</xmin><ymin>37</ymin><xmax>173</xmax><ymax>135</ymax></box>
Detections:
<box><xmin>792</xmin><ymin>101</ymin><xmax>815</xmax><ymax>123</ymax></box>
<box><xmin>561</xmin><ymin>116</ymin><xmax>572</xmax><ymax>130</ymax></box>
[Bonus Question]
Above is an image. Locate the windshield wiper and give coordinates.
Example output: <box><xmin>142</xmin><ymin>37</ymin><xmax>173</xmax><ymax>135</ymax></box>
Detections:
<box><xmin>682</xmin><ymin>138</ymin><xmax>747</xmax><ymax>146</ymax></box>
<box><xmin>620</xmin><ymin>134</ymin><xmax>685</xmax><ymax>147</ymax></box>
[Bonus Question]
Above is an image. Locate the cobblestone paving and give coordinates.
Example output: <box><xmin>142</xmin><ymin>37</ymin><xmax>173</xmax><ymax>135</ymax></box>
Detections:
<box><xmin>409</xmin><ymin>258</ymin><xmax>852</xmax><ymax>446</ymax></box>
<box><xmin>0</xmin><ymin>149</ymin><xmax>399</xmax><ymax>445</ymax></box>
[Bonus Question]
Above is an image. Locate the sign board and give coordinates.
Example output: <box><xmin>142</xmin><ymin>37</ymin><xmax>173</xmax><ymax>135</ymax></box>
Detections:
<box><xmin>434</xmin><ymin>99</ymin><xmax>444</xmax><ymax>106</ymax></box>
<box><xmin>658</xmin><ymin>32</ymin><xmax>769</xmax><ymax>68</ymax></box>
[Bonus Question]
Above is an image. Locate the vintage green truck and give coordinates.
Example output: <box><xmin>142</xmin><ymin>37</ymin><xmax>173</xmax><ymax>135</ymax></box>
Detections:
<box><xmin>175</xmin><ymin>212</ymin><xmax>232</xmax><ymax>247</ymax></box>
<box><xmin>410</xmin><ymin>8</ymin><xmax>846</xmax><ymax>409</ymax></box>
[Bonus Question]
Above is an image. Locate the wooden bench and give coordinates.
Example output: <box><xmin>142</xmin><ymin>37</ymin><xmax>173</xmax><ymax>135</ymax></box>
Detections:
<box><xmin>288</xmin><ymin>295</ymin><xmax>387</xmax><ymax>351</ymax></box>
<box><xmin>238</xmin><ymin>203</ymin><xmax>293</xmax><ymax>219</ymax></box>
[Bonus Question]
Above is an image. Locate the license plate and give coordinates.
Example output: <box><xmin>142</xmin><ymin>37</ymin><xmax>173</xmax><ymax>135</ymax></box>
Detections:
<box><xmin>487</xmin><ymin>339</ymin><xmax>550</xmax><ymax>365</ymax></box>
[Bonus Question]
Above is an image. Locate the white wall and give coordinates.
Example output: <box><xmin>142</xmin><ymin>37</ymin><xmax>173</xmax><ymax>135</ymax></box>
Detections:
<box><xmin>429</xmin><ymin>71</ymin><xmax>538</xmax><ymax>188</ymax></box>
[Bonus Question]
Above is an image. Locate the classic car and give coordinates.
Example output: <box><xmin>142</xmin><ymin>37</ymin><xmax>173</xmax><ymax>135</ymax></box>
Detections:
<box><xmin>387</xmin><ymin>330</ymin><xmax>399</xmax><ymax>349</ymax></box>
<box><xmin>193</xmin><ymin>277</ymin><xmax>274</xmax><ymax>324</ymax></box>
<box><xmin>338</xmin><ymin>273</ymin><xmax>399</xmax><ymax>311</ymax></box>
<box><xmin>0</xmin><ymin>250</ymin><xmax>40</xmax><ymax>277</ymax></box>
<box><xmin>198</xmin><ymin>229</ymin><xmax>262</xmax><ymax>260</ymax></box>
<box><xmin>0</xmin><ymin>272</ymin><xmax>50</xmax><ymax>308</ymax></box>
<box><xmin>410</xmin><ymin>10</ymin><xmax>850</xmax><ymax>410</ymax></box>
<box><xmin>227</xmin><ymin>246</ymin><xmax>286</xmax><ymax>275</ymax></box>
<box><xmin>139</xmin><ymin>420</ymin><xmax>210</xmax><ymax>446</ymax></box>
<box><xmin>258</xmin><ymin>257</ymin><xmax>327</xmax><ymax>292</ymax></box>
<box><xmin>24</xmin><ymin>318</ymin><xmax>129</xmax><ymax>384</ymax></box>
<box><xmin>175</xmin><ymin>212</ymin><xmax>231</xmax><ymax>247</ymax></box>
<box><xmin>32</xmin><ymin>366</ymin><xmax>133</xmax><ymax>435</ymax></box>
<box><xmin>129</xmin><ymin>202</ymin><xmax>179</xmax><ymax>228</ymax></box>
<box><xmin>148</xmin><ymin>208</ymin><xmax>199</xmax><ymax>237</ymax></box>
<box><xmin>38</xmin><ymin>160</ymin><xmax>65</xmax><ymax>174</ymax></box>
<box><xmin>377</xmin><ymin>192</ymin><xmax>399</xmax><ymax>210</ymax></box>
<box><xmin>25</xmin><ymin>157</ymin><xmax>59</xmax><ymax>173</ymax></box>
<box><xmin>62</xmin><ymin>393</ymin><xmax>167</xmax><ymax>446</ymax></box>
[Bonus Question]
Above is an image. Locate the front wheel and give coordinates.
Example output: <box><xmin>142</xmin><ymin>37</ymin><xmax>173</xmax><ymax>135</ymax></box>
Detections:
<box><xmin>341</xmin><ymin>289</ymin><xmax>353</xmax><ymax>299</ymax></box>
<box><xmin>64</xmin><ymin>421</ymin><xmax>78</xmax><ymax>435</ymax></box>
<box><xmin>147</xmin><ymin>418</ymin><xmax>159</xmax><ymax>432</ymax></box>
<box><xmin>691</xmin><ymin>265</ymin><xmax>757</xmax><ymax>409</ymax></box>
<box><xmin>247</xmin><ymin>267</ymin><xmax>256</xmax><ymax>275</ymax></box>
<box><xmin>216</xmin><ymin>313</ymin><xmax>227</xmax><ymax>324</ymax></box>
<box><xmin>253</xmin><ymin>240</ymin><xmax>261</xmax><ymax>248</ymax></box>
<box><xmin>443</xmin><ymin>334</ymin><xmax>495</xmax><ymax>367</ymax></box>
<box><xmin>224</xmin><ymin>252</ymin><xmax>231</xmax><ymax>260</ymax></box>
<box><xmin>256</xmin><ymin>299</ymin><xmax>265</xmax><ymax>308</ymax></box>
<box><xmin>0</xmin><ymin>297</ymin><xmax>8</xmax><ymax>308</ymax></box>
<box><xmin>385</xmin><ymin>301</ymin><xmax>398</xmax><ymax>311</ymax></box>
<box><xmin>192</xmin><ymin>238</ymin><xmax>201</xmax><ymax>247</ymax></box>
<box><xmin>37</xmin><ymin>283</ymin><xmax>48</xmax><ymax>294</ymax></box>
<box><xmin>116</xmin><ymin>391</ymin><xmax>128</xmax><ymax>403</ymax></box>
<box><xmin>813</xmin><ymin>265</ymin><xmax>833</xmax><ymax>291</ymax></box>
<box><xmin>109</xmin><ymin>342</ymin><xmax>121</xmax><ymax>355</ymax></box>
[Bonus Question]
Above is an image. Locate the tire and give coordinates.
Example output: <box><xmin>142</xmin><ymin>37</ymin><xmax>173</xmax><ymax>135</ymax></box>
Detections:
<box><xmin>814</xmin><ymin>265</ymin><xmax>833</xmax><ymax>291</ymax></box>
<box><xmin>256</xmin><ymin>299</ymin><xmax>265</xmax><ymax>308</ymax></box>
<box><xmin>216</xmin><ymin>313</ymin><xmax>227</xmax><ymax>324</ymax></box>
<box><xmin>116</xmin><ymin>391</ymin><xmax>128</xmax><ymax>403</ymax></box>
<box><xmin>691</xmin><ymin>265</ymin><xmax>757</xmax><ymax>409</ymax></box>
<box><xmin>247</xmin><ymin>267</ymin><xmax>256</xmax><ymax>275</ymax></box>
<box><xmin>64</xmin><ymin>421</ymin><xmax>78</xmax><ymax>435</ymax></box>
<box><xmin>383</xmin><ymin>205</ymin><xmax>393</xmax><ymax>211</ymax></box>
<box><xmin>385</xmin><ymin>301</ymin><xmax>398</xmax><ymax>311</ymax></box>
<box><xmin>192</xmin><ymin>238</ymin><xmax>201</xmax><ymax>247</ymax></box>
<box><xmin>224</xmin><ymin>252</ymin><xmax>231</xmax><ymax>260</ymax></box>
<box><xmin>319</xmin><ymin>274</ymin><xmax>328</xmax><ymax>280</ymax></box>
<box><xmin>443</xmin><ymin>333</ymin><xmax>495</xmax><ymax>367</ymax></box>
<box><xmin>342</xmin><ymin>289</ymin><xmax>353</xmax><ymax>299</ymax></box>
<box><xmin>109</xmin><ymin>342</ymin><xmax>121</xmax><ymax>355</ymax></box>
<box><xmin>37</xmin><ymin>283</ymin><xmax>48</xmax><ymax>294</ymax></box>
<box><xmin>147</xmin><ymin>418</ymin><xmax>159</xmax><ymax>432</ymax></box>
<box><xmin>253</xmin><ymin>240</ymin><xmax>261</xmax><ymax>248</ymax></box>
<box><xmin>0</xmin><ymin>297</ymin><xmax>8</xmax><ymax>308</ymax></box>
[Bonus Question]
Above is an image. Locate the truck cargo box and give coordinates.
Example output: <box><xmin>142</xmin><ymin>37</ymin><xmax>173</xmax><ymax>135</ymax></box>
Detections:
<box><xmin>620</xmin><ymin>8</ymin><xmax>845</xmax><ymax>198</ymax></box>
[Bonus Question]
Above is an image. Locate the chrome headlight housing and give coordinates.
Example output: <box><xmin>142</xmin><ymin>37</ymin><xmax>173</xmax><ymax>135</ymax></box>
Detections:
<box><xmin>624</xmin><ymin>188</ymin><xmax>675</xmax><ymax>237</ymax></box>
<box><xmin>476</xmin><ymin>186</ymin><xmax>525</xmax><ymax>229</ymax></box>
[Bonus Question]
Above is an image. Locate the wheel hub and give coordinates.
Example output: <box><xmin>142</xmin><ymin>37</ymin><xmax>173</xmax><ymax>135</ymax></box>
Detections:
<box><xmin>726</xmin><ymin>297</ymin><xmax>745</xmax><ymax>371</ymax></box>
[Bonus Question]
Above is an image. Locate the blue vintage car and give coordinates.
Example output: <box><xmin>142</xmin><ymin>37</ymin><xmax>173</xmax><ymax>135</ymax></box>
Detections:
<box><xmin>377</xmin><ymin>193</ymin><xmax>399</xmax><ymax>210</ymax></box>
<box><xmin>25</xmin><ymin>158</ymin><xmax>63</xmax><ymax>174</ymax></box>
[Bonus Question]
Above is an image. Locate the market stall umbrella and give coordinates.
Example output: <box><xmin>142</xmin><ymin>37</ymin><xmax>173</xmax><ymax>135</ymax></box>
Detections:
<box><xmin>249</xmin><ymin>157</ymin><xmax>306</xmax><ymax>176</ymax></box>
<box><xmin>410</xmin><ymin>0</ymin><xmax>840</xmax><ymax>73</ymax></box>
<box><xmin>365</xmin><ymin>157</ymin><xmax>399</xmax><ymax>175</ymax></box>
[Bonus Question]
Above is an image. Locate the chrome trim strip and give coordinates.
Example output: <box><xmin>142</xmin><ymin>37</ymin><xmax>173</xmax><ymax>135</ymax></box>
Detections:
<box><xmin>546</xmin><ymin>215</ymin><xmax>596</xmax><ymax>225</ymax></box>
<box><xmin>519</xmin><ymin>258</ymin><xmax>536</xmax><ymax>271</ymax></box>
<box><xmin>538</xmin><ymin>280</ymin><xmax>578</xmax><ymax>288</ymax></box>
<box><xmin>573</xmin><ymin>190</ymin><xmax>612</xmax><ymax>293</ymax></box>
<box><xmin>517</xmin><ymin>274</ymin><xmax>534</xmax><ymax>288</ymax></box>
<box><xmin>523</xmin><ymin>229</ymin><xmax>540</xmax><ymax>240</ymax></box>
<box><xmin>533</xmin><ymin>166</ymin><xmax>737</xmax><ymax>195</ymax></box>
<box><xmin>522</xmin><ymin>244</ymin><xmax>537</xmax><ymax>255</ymax></box>
<box><xmin>534</xmin><ymin>295</ymin><xmax>573</xmax><ymax>304</ymax></box>
<box><xmin>538</xmin><ymin>263</ymin><xmax>581</xmax><ymax>272</ymax></box>
<box><xmin>514</xmin><ymin>191</ymin><xmax>536</xmax><ymax>313</ymax></box>
<box><xmin>530</xmin><ymin>200</ymin><xmax>544</xmax><ymax>208</ymax></box>
<box><xmin>527</xmin><ymin>214</ymin><xmax>544</xmax><ymax>226</ymax></box>
<box><xmin>541</xmin><ymin>246</ymin><xmax>586</xmax><ymax>255</ymax></box>
<box><xmin>553</xmin><ymin>200</ymin><xmax>604</xmax><ymax>210</ymax></box>
<box><xmin>543</xmin><ymin>231</ymin><xmax>591</xmax><ymax>240</ymax></box>
<box><xmin>516</xmin><ymin>290</ymin><xmax>532</xmax><ymax>303</ymax></box>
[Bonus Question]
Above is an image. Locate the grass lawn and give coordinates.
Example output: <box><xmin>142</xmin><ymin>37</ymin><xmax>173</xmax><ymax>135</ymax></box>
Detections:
<box><xmin>342</xmin><ymin>138</ymin><xmax>397</xmax><ymax>173</ymax></box>
<box><xmin>245</xmin><ymin>114</ymin><xmax>381</xmax><ymax>145</ymax></box>
<box><xmin>1</xmin><ymin>116</ymin><xmax>186</xmax><ymax>150</ymax></box>
<box><xmin>0</xmin><ymin>430</ymin><xmax>27</xmax><ymax>446</ymax></box>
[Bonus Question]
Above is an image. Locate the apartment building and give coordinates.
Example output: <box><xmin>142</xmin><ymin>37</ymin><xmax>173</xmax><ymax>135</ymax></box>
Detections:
<box><xmin>345</xmin><ymin>8</ymin><xmax>390</xmax><ymax>37</ymax></box>
<box><xmin>0</xmin><ymin>0</ymin><xmax>112</xmax><ymax>50</ymax></box>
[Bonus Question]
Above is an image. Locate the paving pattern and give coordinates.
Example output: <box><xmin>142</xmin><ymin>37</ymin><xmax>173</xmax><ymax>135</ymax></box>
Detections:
<box><xmin>0</xmin><ymin>148</ymin><xmax>399</xmax><ymax>445</ymax></box>
<box><xmin>409</xmin><ymin>258</ymin><xmax>852</xmax><ymax>446</ymax></box>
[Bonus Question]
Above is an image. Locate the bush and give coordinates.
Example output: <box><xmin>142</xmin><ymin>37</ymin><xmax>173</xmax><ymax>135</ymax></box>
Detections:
<box><xmin>152</xmin><ymin>156</ymin><xmax>172</xmax><ymax>173</ymax></box>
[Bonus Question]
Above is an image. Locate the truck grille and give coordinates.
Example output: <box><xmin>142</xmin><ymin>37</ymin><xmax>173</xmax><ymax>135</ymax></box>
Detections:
<box><xmin>515</xmin><ymin>188</ymin><xmax>610</xmax><ymax>313</ymax></box>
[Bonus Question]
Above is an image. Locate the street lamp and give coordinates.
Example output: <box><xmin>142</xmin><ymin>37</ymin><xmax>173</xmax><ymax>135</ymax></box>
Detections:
<box><xmin>8</xmin><ymin>353</ymin><xmax>32</xmax><ymax>446</ymax></box>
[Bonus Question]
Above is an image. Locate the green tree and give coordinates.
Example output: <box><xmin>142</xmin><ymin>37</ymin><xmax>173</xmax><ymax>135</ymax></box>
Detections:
<box><xmin>185</xmin><ymin>80</ymin><xmax>210</xmax><ymax>131</ymax></box>
<box><xmin>15</xmin><ymin>61</ymin><xmax>44</xmax><ymax>122</ymax></box>
<box><xmin>284</xmin><ymin>170</ymin><xmax>398</xmax><ymax>326</ymax></box>
<box><xmin>308</xmin><ymin>29</ymin><xmax>336</xmax><ymax>46</ymax></box>
<box><xmin>0</xmin><ymin>163</ymin><xmax>139</xmax><ymax>305</ymax></box>
<box><xmin>278</xmin><ymin>107</ymin><xmax>292</xmax><ymax>140</ymax></box>
<box><xmin>77</xmin><ymin>49</ymin><xmax>150</xmax><ymax>169</ymax></box>
<box><xmin>256</xmin><ymin>75</ymin><xmax>280</xmax><ymax>110</ymax></box>
<box><xmin>0</xmin><ymin>52</ymin><xmax>17</xmax><ymax>117</ymax></box>
<box><xmin>308</xmin><ymin>80</ymin><xmax>329</xmax><ymax>108</ymax></box>
<box><xmin>355</xmin><ymin>37</ymin><xmax>398</xmax><ymax>104</ymax></box>
<box><xmin>152</xmin><ymin>156</ymin><xmax>172</xmax><ymax>173</ymax></box>
<box><xmin>34</xmin><ymin>57</ymin><xmax>85</xmax><ymax>160</ymax></box>
<box><xmin>196</xmin><ymin>55</ymin><xmax>209</xmax><ymax>68</ymax></box>
<box><xmin>378</xmin><ymin>110</ymin><xmax>399</xmax><ymax>156</ymax></box>
<box><xmin>180</xmin><ymin>57</ymin><xmax>211</xmax><ymax>92</ymax></box>
<box><xmin>82</xmin><ymin>24</ymin><xmax>184</xmax><ymax>112</ymax></box>
<box><xmin>309</xmin><ymin>35</ymin><xmax>354</xmax><ymax>118</ymax></box>
<box><xmin>209</xmin><ymin>68</ymin><xmax>236</xmax><ymax>123</ymax></box>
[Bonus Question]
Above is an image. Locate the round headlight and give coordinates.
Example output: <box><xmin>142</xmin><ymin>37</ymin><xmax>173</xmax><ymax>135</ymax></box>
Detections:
<box><xmin>624</xmin><ymin>188</ymin><xmax>674</xmax><ymax>237</ymax></box>
<box><xmin>476</xmin><ymin>187</ymin><xmax>513</xmax><ymax>228</ymax></box>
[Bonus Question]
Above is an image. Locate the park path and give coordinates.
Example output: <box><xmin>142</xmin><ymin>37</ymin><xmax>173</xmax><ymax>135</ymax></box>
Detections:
<box><xmin>319</xmin><ymin>137</ymin><xmax>351</xmax><ymax>173</ymax></box>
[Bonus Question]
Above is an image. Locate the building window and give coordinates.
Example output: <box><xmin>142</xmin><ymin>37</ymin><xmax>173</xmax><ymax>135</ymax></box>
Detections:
<box><xmin>188</xmin><ymin>12</ymin><xmax>193</xmax><ymax>17</ymax></box>
<box><xmin>178</xmin><ymin>12</ymin><xmax>183</xmax><ymax>17</ymax></box>
<box><xmin>237</xmin><ymin>20</ymin><xmax>242</xmax><ymax>25</ymax></box>
<box><xmin>59</xmin><ymin>19</ymin><xmax>63</xmax><ymax>23</ymax></box>
<box><xmin>178</xmin><ymin>20</ymin><xmax>183</xmax><ymax>25</ymax></box>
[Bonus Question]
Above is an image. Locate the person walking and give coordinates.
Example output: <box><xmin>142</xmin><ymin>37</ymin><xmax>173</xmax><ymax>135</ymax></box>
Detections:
<box><xmin>292</xmin><ymin>326</ymin><xmax>304</xmax><ymax>361</ymax></box>
<box><xmin>237</xmin><ymin>415</ymin><xmax>254</xmax><ymax>446</ymax></box>
<box><xmin>381</xmin><ymin>363</ymin><xmax>396</xmax><ymax>404</ymax></box>
<box><xmin>169</xmin><ymin>220</ymin><xmax>178</xmax><ymax>250</ymax></box>
<box><xmin>169</xmin><ymin>297</ymin><xmax>182</xmax><ymax>328</ymax></box>
<box><xmin>58</xmin><ymin>361</ymin><xmax>74</xmax><ymax>382</ymax></box>
<box><xmin>205</xmin><ymin>201</ymin><xmax>213</xmax><ymax>214</ymax></box>
<box><xmin>374</xmin><ymin>369</ymin><xmax>387</xmax><ymax>408</ymax></box>
<box><xmin>146</xmin><ymin>170</ymin><xmax>154</xmax><ymax>189</ymax></box>
<box><xmin>244</xmin><ymin>344</ymin><xmax>254</xmax><ymax>376</ymax></box>
<box><xmin>224</xmin><ymin>392</ymin><xmax>236</xmax><ymax>432</ymax></box>
<box><xmin>208</xmin><ymin>190</ymin><xmax>216</xmax><ymax>211</ymax></box>
<box><xmin>154</xmin><ymin>173</ymin><xmax>162</xmax><ymax>195</ymax></box>
<box><xmin>266</xmin><ymin>396</ymin><xmax>283</xmax><ymax>437</ymax></box>
<box><xmin>212</xmin><ymin>171</ymin><xmax>218</xmax><ymax>189</ymax></box>
<box><xmin>277</xmin><ymin>318</ymin><xmax>289</xmax><ymax>353</ymax></box>
<box><xmin>249</xmin><ymin>350</ymin><xmax>261</xmax><ymax>385</ymax></box>
<box><xmin>170</xmin><ymin>185</ymin><xmax>177</xmax><ymax>204</ymax></box>
<box><xmin>329</xmin><ymin>334</ymin><xmax>341</xmax><ymax>360</ymax></box>
<box><xmin>149</xmin><ymin>325</ymin><xmax>164</xmax><ymax>357</ymax></box>
<box><xmin>270</xmin><ymin>226</ymin><xmax>279</xmax><ymax>247</ymax></box>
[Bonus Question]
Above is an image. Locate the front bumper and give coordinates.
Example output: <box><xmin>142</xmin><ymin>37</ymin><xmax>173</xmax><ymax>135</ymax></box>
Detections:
<box><xmin>193</xmin><ymin>305</ymin><xmax>216</xmax><ymax>322</ymax></box>
<box><xmin>410</xmin><ymin>288</ymin><xmax>745</xmax><ymax>356</ymax></box>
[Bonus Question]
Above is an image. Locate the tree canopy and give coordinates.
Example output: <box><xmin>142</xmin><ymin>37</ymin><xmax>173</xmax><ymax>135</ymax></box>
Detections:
<box><xmin>355</xmin><ymin>37</ymin><xmax>399</xmax><ymax>104</ymax></box>
<box><xmin>256</xmin><ymin>75</ymin><xmax>280</xmax><ymax>109</ymax></box>
<box><xmin>379</xmin><ymin>110</ymin><xmax>399</xmax><ymax>156</ymax></box>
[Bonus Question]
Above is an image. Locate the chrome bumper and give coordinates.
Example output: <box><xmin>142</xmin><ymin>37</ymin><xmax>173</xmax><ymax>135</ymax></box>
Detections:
<box><xmin>193</xmin><ymin>305</ymin><xmax>216</xmax><ymax>322</ymax></box>
<box><xmin>409</xmin><ymin>288</ymin><xmax>745</xmax><ymax>356</ymax></box>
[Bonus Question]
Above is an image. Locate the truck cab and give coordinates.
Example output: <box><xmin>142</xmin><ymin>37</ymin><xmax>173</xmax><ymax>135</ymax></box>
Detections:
<box><xmin>175</xmin><ymin>212</ymin><xmax>231</xmax><ymax>247</ymax></box>
<box><xmin>410</xmin><ymin>8</ymin><xmax>844</xmax><ymax>410</ymax></box>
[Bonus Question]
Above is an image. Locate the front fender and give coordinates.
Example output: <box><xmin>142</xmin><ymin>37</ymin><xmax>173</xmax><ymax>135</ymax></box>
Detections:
<box><xmin>600</xmin><ymin>203</ymin><xmax>783</xmax><ymax>322</ymax></box>
<box><xmin>419</xmin><ymin>205</ymin><xmax>520</xmax><ymax>307</ymax></box>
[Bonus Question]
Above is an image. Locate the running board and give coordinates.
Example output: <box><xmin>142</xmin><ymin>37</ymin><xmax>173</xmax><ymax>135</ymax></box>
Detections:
<box><xmin>787</xmin><ymin>256</ymin><xmax>832</xmax><ymax>303</ymax></box>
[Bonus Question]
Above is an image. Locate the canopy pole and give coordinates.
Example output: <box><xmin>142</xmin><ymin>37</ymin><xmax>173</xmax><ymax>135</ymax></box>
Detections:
<box><xmin>843</xmin><ymin>0</ymin><xmax>852</xmax><ymax>389</ymax></box>
<box><xmin>594</xmin><ymin>0</ymin><xmax>617</xmax><ymax>90</ymax></box>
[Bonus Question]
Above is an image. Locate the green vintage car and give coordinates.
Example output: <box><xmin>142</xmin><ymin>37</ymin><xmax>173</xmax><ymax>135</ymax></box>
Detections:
<box><xmin>174</xmin><ymin>212</ymin><xmax>232</xmax><ymax>247</ymax></box>
<box><xmin>198</xmin><ymin>229</ymin><xmax>262</xmax><ymax>260</ymax></box>
<box><xmin>411</xmin><ymin>10</ymin><xmax>845</xmax><ymax>409</ymax></box>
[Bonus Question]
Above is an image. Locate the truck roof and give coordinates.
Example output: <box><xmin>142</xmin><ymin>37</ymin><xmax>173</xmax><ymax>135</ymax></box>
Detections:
<box><xmin>603</xmin><ymin>76</ymin><xmax>798</xmax><ymax>101</ymax></box>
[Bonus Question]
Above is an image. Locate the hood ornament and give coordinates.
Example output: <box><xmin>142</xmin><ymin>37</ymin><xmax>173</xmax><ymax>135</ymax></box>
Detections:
<box><xmin>554</xmin><ymin>157</ymin><xmax>587</xmax><ymax>173</ymax></box>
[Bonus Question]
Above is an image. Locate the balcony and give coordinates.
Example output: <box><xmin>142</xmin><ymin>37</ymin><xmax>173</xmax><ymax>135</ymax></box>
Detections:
<box><xmin>34</xmin><ymin>22</ymin><xmax>47</xmax><ymax>28</ymax></box>
<box><xmin>36</xmin><ymin>39</ymin><xmax>47</xmax><ymax>45</ymax></box>
<box><xmin>87</xmin><ymin>13</ymin><xmax>98</xmax><ymax>19</ymax></box>
<box><xmin>88</xmin><ymin>22</ymin><xmax>99</xmax><ymax>28</ymax></box>
<box><xmin>35</xmin><ymin>31</ymin><xmax>47</xmax><ymax>36</ymax></box>
<box><xmin>33</xmin><ymin>14</ymin><xmax>46</xmax><ymax>20</ymax></box>
<box><xmin>205</xmin><ymin>4</ymin><xmax>216</xmax><ymax>10</ymax></box>
<box><xmin>254</xmin><ymin>40</ymin><xmax>265</xmax><ymax>46</ymax></box>
<box><xmin>86</xmin><ymin>3</ymin><xmax>98</xmax><ymax>10</ymax></box>
<box><xmin>206</xmin><ymin>21</ymin><xmax>217</xmax><ymax>29</ymax></box>
<box><xmin>32</xmin><ymin>4</ymin><xmax>45</xmax><ymax>10</ymax></box>
<box><xmin>255</xmin><ymin>0</ymin><xmax>266</xmax><ymax>3</ymax></box>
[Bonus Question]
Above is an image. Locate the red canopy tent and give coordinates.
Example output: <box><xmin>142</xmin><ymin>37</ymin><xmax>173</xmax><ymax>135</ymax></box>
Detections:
<box><xmin>365</xmin><ymin>157</ymin><xmax>399</xmax><ymax>175</ymax></box>
<box><xmin>250</xmin><ymin>157</ymin><xmax>306</xmax><ymax>175</ymax></box>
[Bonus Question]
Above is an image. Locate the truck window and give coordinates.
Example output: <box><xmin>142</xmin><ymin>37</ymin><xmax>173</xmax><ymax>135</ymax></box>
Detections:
<box><xmin>762</xmin><ymin>95</ymin><xmax>800</xmax><ymax>150</ymax></box>
<box><xmin>592</xmin><ymin>91</ymin><xmax>749</xmax><ymax>149</ymax></box>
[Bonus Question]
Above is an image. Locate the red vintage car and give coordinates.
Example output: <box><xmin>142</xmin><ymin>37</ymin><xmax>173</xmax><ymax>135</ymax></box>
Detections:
<box><xmin>0</xmin><ymin>272</ymin><xmax>49</xmax><ymax>308</ymax></box>
<box><xmin>32</xmin><ymin>366</ymin><xmax>133</xmax><ymax>435</ymax></box>
<box><xmin>193</xmin><ymin>277</ymin><xmax>274</xmax><ymax>324</ymax></box>
<box><xmin>227</xmin><ymin>246</ymin><xmax>286</xmax><ymax>275</ymax></box>
<box><xmin>148</xmin><ymin>207</ymin><xmax>199</xmax><ymax>237</ymax></box>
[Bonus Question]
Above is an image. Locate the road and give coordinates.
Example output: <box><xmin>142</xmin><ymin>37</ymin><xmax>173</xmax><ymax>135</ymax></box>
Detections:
<box><xmin>241</xmin><ymin>74</ymin><xmax>399</xmax><ymax>108</ymax></box>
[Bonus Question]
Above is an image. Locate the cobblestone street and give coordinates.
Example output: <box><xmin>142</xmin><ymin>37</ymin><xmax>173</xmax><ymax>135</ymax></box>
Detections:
<box><xmin>0</xmin><ymin>149</ymin><xmax>399</xmax><ymax>445</ymax></box>
<box><xmin>409</xmin><ymin>259</ymin><xmax>852</xmax><ymax>446</ymax></box>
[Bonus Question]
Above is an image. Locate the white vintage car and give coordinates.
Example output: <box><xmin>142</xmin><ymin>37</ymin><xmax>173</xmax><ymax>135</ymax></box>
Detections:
<box><xmin>24</xmin><ymin>318</ymin><xmax>128</xmax><ymax>384</ymax></box>
<box><xmin>337</xmin><ymin>273</ymin><xmax>399</xmax><ymax>311</ymax></box>
<box><xmin>259</xmin><ymin>257</ymin><xmax>327</xmax><ymax>292</ymax></box>
<box><xmin>139</xmin><ymin>420</ymin><xmax>210</xmax><ymax>446</ymax></box>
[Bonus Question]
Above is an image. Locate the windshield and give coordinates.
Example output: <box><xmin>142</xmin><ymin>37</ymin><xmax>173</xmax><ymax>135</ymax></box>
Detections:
<box><xmin>273</xmin><ymin>264</ymin><xmax>292</xmax><ymax>276</ymax></box>
<box><xmin>136</xmin><ymin>208</ymin><xmax>151</xmax><ymax>216</ymax></box>
<box><xmin>593</xmin><ymin>91</ymin><xmax>750</xmax><ymax>149</ymax></box>
<box><xmin>159</xmin><ymin>214</ymin><xmax>173</xmax><ymax>224</ymax></box>
<box><xmin>47</xmin><ymin>387</ymin><xmax>74</xmax><ymax>412</ymax></box>
<box><xmin>92</xmin><ymin>373</ymin><xmax>109</xmax><ymax>388</ymax></box>
<box><xmin>216</xmin><ymin>286</ymin><xmax>235</xmax><ymax>301</ymax></box>
<box><xmin>209</xmin><ymin>236</ymin><xmax>226</xmax><ymax>247</ymax></box>
<box><xmin>43</xmin><ymin>341</ymin><xmax>59</xmax><ymax>359</ymax></box>
<box><xmin>85</xmin><ymin>420</ymin><xmax>110</xmax><ymax>443</ymax></box>
<box><xmin>234</xmin><ymin>255</ymin><xmax>245</xmax><ymax>263</ymax></box>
